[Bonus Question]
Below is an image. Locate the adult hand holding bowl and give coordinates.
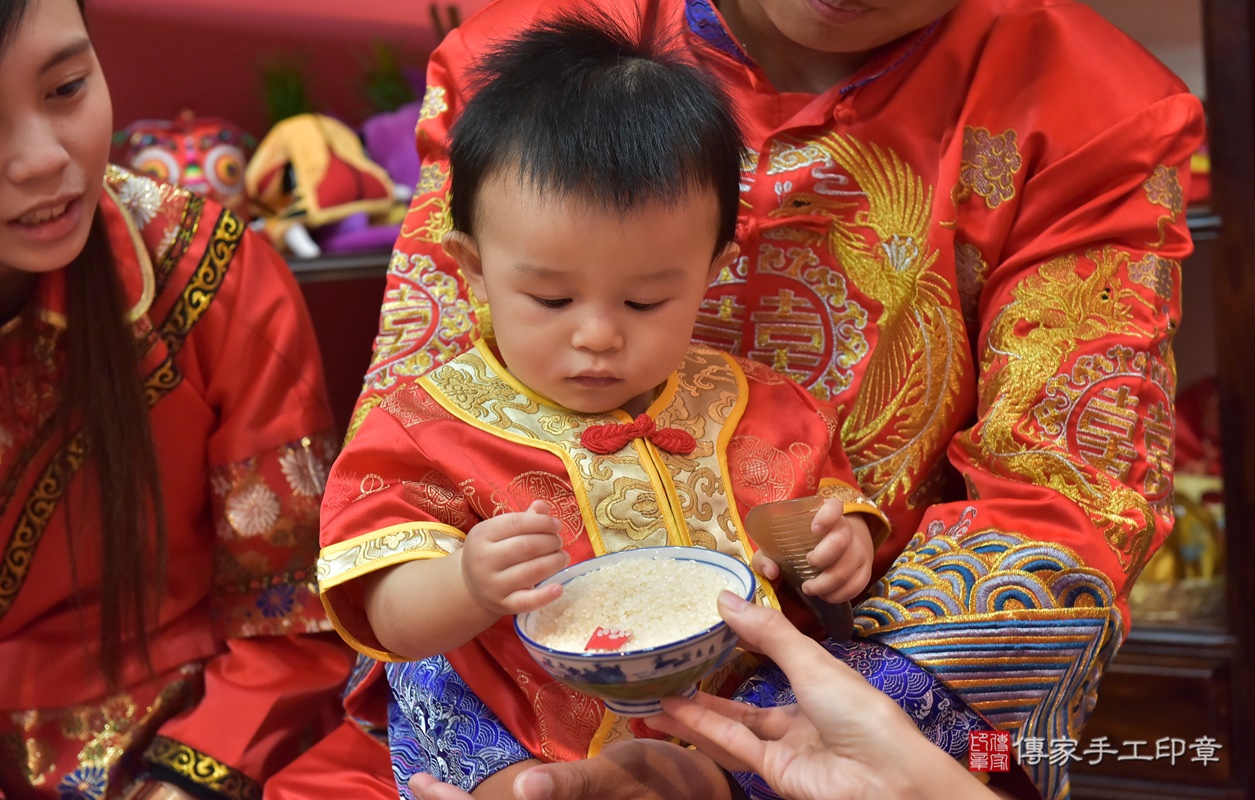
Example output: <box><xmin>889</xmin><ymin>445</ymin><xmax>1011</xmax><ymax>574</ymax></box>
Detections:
<box><xmin>514</xmin><ymin>546</ymin><xmax>757</xmax><ymax>717</ymax></box>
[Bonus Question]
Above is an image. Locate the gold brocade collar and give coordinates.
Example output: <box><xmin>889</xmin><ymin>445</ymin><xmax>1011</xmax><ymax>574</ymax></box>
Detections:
<box><xmin>418</xmin><ymin>338</ymin><xmax>762</xmax><ymax>568</ymax></box>
<box><xmin>459</xmin><ymin>337</ymin><xmax>685</xmax><ymax>429</ymax></box>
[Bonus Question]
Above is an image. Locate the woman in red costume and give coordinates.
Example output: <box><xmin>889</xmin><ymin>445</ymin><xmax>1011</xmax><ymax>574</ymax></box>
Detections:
<box><xmin>0</xmin><ymin>0</ymin><xmax>353</xmax><ymax>798</ymax></box>
<box><xmin>272</xmin><ymin>0</ymin><xmax>1205</xmax><ymax>799</ymax></box>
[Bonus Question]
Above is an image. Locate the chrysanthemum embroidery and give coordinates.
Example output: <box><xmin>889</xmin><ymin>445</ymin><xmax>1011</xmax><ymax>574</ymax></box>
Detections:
<box><xmin>116</xmin><ymin>174</ymin><xmax>163</xmax><ymax>227</ymax></box>
<box><xmin>256</xmin><ymin>585</ymin><xmax>298</xmax><ymax>618</ymax></box>
<box><xmin>58</xmin><ymin>766</ymin><xmax>108</xmax><ymax>800</ymax></box>
<box><xmin>226</xmin><ymin>483</ymin><xmax>282</xmax><ymax>536</ymax></box>
<box><xmin>281</xmin><ymin>448</ymin><xmax>329</xmax><ymax>496</ymax></box>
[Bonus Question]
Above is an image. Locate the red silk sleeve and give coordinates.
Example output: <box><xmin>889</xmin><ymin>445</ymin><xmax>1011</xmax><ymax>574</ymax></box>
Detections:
<box><xmin>146</xmin><ymin>223</ymin><xmax>354</xmax><ymax>789</ymax></box>
<box><xmin>154</xmin><ymin>635</ymin><xmax>355</xmax><ymax>783</ymax></box>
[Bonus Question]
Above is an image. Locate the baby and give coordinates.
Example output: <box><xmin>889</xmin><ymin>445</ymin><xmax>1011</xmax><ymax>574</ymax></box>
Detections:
<box><xmin>317</xmin><ymin>11</ymin><xmax>887</xmax><ymax>797</ymax></box>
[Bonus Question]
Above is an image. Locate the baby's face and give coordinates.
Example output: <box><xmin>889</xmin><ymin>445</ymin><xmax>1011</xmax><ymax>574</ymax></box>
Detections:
<box><xmin>453</xmin><ymin>173</ymin><xmax>737</xmax><ymax>416</ymax></box>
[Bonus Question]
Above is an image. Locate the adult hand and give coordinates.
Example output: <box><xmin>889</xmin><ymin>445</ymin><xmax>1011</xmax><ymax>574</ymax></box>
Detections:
<box><xmin>408</xmin><ymin>739</ymin><xmax>731</xmax><ymax>800</ymax></box>
<box><xmin>409</xmin><ymin>773</ymin><xmax>473</xmax><ymax>800</ymax></box>
<box><xmin>646</xmin><ymin>591</ymin><xmax>1001</xmax><ymax>800</ymax></box>
<box><xmin>462</xmin><ymin>499</ymin><xmax>569</xmax><ymax>615</ymax></box>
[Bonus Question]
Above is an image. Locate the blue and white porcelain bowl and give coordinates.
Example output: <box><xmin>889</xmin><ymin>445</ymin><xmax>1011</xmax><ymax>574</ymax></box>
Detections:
<box><xmin>515</xmin><ymin>546</ymin><xmax>756</xmax><ymax>717</ymax></box>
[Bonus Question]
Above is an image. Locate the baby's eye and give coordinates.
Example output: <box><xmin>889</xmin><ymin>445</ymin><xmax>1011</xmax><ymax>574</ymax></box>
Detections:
<box><xmin>626</xmin><ymin>300</ymin><xmax>665</xmax><ymax>312</ymax></box>
<box><xmin>533</xmin><ymin>297</ymin><xmax>571</xmax><ymax>309</ymax></box>
<box><xmin>49</xmin><ymin>78</ymin><xmax>85</xmax><ymax>100</ymax></box>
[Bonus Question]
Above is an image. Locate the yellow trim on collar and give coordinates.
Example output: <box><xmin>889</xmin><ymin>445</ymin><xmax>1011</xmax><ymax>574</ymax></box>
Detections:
<box><xmin>101</xmin><ymin>181</ymin><xmax>155</xmax><ymax>323</ymax></box>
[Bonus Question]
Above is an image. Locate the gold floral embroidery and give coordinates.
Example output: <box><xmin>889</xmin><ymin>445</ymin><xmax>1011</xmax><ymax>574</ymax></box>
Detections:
<box><xmin>954</xmin><ymin>126</ymin><xmax>1022</xmax><ymax>209</ymax></box>
<box><xmin>1143</xmin><ymin>164</ymin><xmax>1183</xmax><ymax>247</ymax></box>
<box><xmin>954</xmin><ymin>241</ymin><xmax>990</xmax><ymax>330</ymax></box>
<box><xmin>417</xmin><ymin>85</ymin><xmax>449</xmax><ymax>122</ymax></box>
<box><xmin>345</xmin><ymin>396</ymin><xmax>383</xmax><ymax>444</ymax></box>
<box><xmin>1127</xmin><ymin>252</ymin><xmax>1177</xmax><ymax>300</ymax></box>
<box><xmin>2</xmin><ymin>667</ymin><xmax>197</xmax><ymax>796</ymax></box>
<box><xmin>415</xmin><ymin>162</ymin><xmax>448</xmax><ymax>196</ymax></box>
<box><xmin>399</xmin><ymin>194</ymin><xmax>454</xmax><ymax>244</ymax></box>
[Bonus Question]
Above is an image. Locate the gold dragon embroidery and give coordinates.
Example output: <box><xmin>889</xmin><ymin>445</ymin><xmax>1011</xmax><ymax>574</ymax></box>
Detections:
<box><xmin>981</xmin><ymin>248</ymin><xmax>1157</xmax><ymax>573</ymax></box>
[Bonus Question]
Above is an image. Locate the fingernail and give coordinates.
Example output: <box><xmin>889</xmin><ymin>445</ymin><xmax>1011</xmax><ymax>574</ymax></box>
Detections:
<box><xmin>718</xmin><ymin>590</ymin><xmax>750</xmax><ymax>613</ymax></box>
<box><xmin>517</xmin><ymin>771</ymin><xmax>554</xmax><ymax>800</ymax></box>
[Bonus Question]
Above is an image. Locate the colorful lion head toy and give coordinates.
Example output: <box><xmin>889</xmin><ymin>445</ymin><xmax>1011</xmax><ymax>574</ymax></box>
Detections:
<box><xmin>117</xmin><ymin>110</ymin><xmax>255</xmax><ymax>218</ymax></box>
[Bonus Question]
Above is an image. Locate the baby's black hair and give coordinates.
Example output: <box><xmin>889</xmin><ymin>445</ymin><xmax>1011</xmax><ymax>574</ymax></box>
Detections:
<box><xmin>448</xmin><ymin>10</ymin><xmax>744</xmax><ymax>253</ymax></box>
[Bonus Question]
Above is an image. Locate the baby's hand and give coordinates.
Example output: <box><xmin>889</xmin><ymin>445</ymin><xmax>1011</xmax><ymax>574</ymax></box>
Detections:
<box><xmin>800</xmin><ymin>498</ymin><xmax>874</xmax><ymax>603</ymax></box>
<box><xmin>462</xmin><ymin>500</ymin><xmax>569</xmax><ymax>616</ymax></box>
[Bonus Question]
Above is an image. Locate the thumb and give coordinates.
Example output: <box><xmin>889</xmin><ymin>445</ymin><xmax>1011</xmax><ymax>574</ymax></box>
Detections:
<box><xmin>718</xmin><ymin>591</ymin><xmax>871</xmax><ymax>706</ymax></box>
<box><xmin>717</xmin><ymin>591</ymin><xmax>833</xmax><ymax>671</ymax></box>
<box><xmin>513</xmin><ymin>760</ymin><xmax>598</xmax><ymax>800</ymax></box>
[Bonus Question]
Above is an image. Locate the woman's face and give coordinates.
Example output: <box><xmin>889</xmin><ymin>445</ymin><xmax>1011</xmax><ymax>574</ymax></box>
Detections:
<box><xmin>0</xmin><ymin>0</ymin><xmax>111</xmax><ymax>280</ymax></box>
<box><xmin>743</xmin><ymin>0</ymin><xmax>963</xmax><ymax>56</ymax></box>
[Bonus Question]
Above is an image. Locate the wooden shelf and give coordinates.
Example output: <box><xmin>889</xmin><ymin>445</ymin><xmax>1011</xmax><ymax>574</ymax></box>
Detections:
<box><xmin>288</xmin><ymin>250</ymin><xmax>391</xmax><ymax>284</ymax></box>
<box><xmin>1187</xmin><ymin>205</ymin><xmax>1223</xmax><ymax>237</ymax></box>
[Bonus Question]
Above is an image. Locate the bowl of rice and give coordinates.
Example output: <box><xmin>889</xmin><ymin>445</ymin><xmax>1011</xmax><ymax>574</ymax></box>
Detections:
<box><xmin>514</xmin><ymin>546</ymin><xmax>756</xmax><ymax>717</ymax></box>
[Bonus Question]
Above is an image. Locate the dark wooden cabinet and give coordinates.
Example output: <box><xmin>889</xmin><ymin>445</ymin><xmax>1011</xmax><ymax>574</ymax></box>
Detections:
<box><xmin>291</xmin><ymin>252</ymin><xmax>390</xmax><ymax>438</ymax></box>
<box><xmin>1070</xmin><ymin>3</ymin><xmax>1255</xmax><ymax>797</ymax></box>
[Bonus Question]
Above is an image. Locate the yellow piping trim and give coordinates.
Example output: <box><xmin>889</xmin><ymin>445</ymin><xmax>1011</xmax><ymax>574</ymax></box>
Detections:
<box><xmin>587</xmin><ymin>711</ymin><xmax>619</xmax><ymax>757</ymax></box>
<box><xmin>317</xmin><ymin>520</ymin><xmax>466</xmax><ymax>590</ymax></box>
<box><xmin>101</xmin><ymin>181</ymin><xmax>155</xmax><ymax>323</ymax></box>
<box><xmin>319</xmin><ymin>591</ymin><xmax>403</xmax><ymax>662</ymax></box>
<box><xmin>818</xmin><ymin>477</ymin><xmax>891</xmax><ymax>547</ymax></box>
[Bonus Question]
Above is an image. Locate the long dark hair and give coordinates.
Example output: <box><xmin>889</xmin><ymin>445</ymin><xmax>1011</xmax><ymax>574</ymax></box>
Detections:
<box><xmin>3</xmin><ymin>0</ymin><xmax>167</xmax><ymax>689</ymax></box>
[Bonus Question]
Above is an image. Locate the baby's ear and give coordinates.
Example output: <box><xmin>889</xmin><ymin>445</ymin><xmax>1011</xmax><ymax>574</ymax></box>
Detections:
<box><xmin>708</xmin><ymin>241</ymin><xmax>741</xmax><ymax>283</ymax></box>
<box><xmin>442</xmin><ymin>231</ymin><xmax>485</xmax><ymax>297</ymax></box>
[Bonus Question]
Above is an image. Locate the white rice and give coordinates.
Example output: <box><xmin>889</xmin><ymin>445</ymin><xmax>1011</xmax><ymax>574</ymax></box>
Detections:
<box><xmin>529</xmin><ymin>556</ymin><xmax>735</xmax><ymax>653</ymax></box>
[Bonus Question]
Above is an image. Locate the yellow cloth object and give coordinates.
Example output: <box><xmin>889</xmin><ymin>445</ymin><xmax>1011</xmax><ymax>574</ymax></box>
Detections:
<box><xmin>244</xmin><ymin>113</ymin><xmax>396</xmax><ymax>235</ymax></box>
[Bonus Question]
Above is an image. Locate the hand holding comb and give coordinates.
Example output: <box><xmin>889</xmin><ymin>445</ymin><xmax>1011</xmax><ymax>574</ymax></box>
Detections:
<box><xmin>744</xmin><ymin>496</ymin><xmax>855</xmax><ymax>641</ymax></box>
